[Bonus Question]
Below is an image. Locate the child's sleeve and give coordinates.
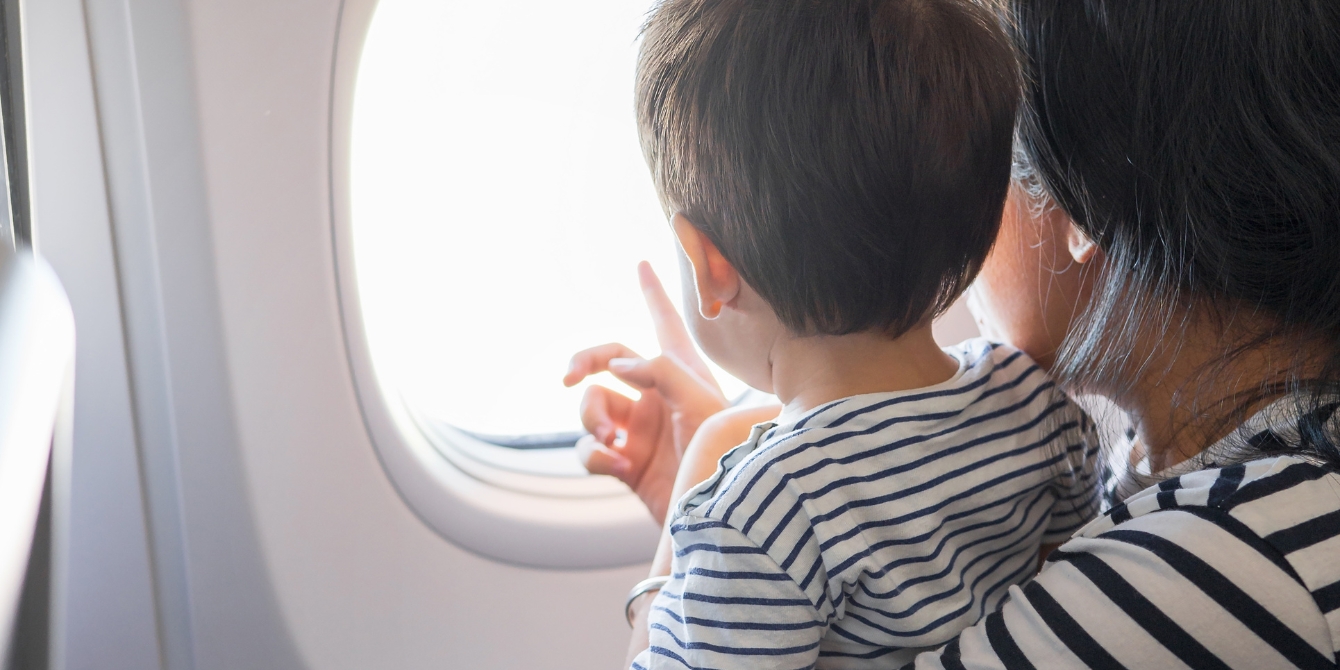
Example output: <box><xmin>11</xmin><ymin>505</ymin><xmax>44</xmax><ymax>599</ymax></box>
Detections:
<box><xmin>630</xmin><ymin>514</ymin><xmax>825</xmax><ymax>670</ymax></box>
<box><xmin>1042</xmin><ymin>405</ymin><xmax>1105</xmax><ymax>543</ymax></box>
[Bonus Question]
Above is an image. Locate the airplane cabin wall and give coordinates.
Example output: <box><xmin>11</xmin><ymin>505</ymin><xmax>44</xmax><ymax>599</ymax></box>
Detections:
<box><xmin>32</xmin><ymin>0</ymin><xmax>648</xmax><ymax>668</ymax></box>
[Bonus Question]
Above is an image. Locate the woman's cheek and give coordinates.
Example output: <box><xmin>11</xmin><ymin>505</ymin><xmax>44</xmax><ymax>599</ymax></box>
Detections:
<box><xmin>969</xmin><ymin>190</ymin><xmax>1065</xmax><ymax>368</ymax></box>
<box><xmin>967</xmin><ymin>264</ymin><xmax>1046</xmax><ymax>356</ymax></box>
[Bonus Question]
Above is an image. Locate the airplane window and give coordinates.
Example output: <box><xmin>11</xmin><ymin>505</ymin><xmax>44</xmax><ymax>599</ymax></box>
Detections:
<box><xmin>351</xmin><ymin>0</ymin><xmax>748</xmax><ymax>442</ymax></box>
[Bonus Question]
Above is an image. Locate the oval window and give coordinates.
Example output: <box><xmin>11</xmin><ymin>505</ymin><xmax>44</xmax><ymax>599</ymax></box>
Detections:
<box><xmin>351</xmin><ymin>0</ymin><xmax>748</xmax><ymax>444</ymax></box>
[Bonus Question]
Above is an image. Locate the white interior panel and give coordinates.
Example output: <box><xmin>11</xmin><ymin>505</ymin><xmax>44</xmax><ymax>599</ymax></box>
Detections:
<box><xmin>186</xmin><ymin>0</ymin><xmax>646</xmax><ymax>667</ymax></box>
<box><xmin>24</xmin><ymin>1</ymin><xmax>164</xmax><ymax>668</ymax></box>
<box><xmin>30</xmin><ymin>0</ymin><xmax>649</xmax><ymax>667</ymax></box>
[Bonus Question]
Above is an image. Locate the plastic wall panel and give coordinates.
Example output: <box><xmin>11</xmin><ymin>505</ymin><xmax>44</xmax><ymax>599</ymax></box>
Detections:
<box><xmin>23</xmin><ymin>0</ymin><xmax>163</xmax><ymax>668</ymax></box>
<box><xmin>185</xmin><ymin>0</ymin><xmax>646</xmax><ymax>667</ymax></box>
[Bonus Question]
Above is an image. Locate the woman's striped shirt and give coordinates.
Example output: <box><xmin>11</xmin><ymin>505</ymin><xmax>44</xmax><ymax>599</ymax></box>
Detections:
<box><xmin>907</xmin><ymin>397</ymin><xmax>1340</xmax><ymax>669</ymax></box>
<box><xmin>633</xmin><ymin>340</ymin><xmax>1103</xmax><ymax>669</ymax></box>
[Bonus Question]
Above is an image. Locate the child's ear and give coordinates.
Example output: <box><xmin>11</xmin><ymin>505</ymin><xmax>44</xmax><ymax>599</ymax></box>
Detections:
<box><xmin>671</xmin><ymin>213</ymin><xmax>741</xmax><ymax>319</ymax></box>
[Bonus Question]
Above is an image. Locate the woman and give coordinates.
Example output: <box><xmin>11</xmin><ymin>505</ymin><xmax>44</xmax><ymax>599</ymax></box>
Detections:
<box><xmin>566</xmin><ymin>0</ymin><xmax>1340</xmax><ymax>665</ymax></box>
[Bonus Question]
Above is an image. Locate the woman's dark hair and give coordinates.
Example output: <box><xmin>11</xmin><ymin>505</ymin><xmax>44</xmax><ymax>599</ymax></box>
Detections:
<box><xmin>637</xmin><ymin>0</ymin><xmax>1020</xmax><ymax>337</ymax></box>
<box><xmin>1009</xmin><ymin>0</ymin><xmax>1340</xmax><ymax>462</ymax></box>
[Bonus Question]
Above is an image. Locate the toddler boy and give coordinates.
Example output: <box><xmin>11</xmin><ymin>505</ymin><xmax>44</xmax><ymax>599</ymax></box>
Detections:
<box><xmin>628</xmin><ymin>0</ymin><xmax>1101</xmax><ymax>667</ymax></box>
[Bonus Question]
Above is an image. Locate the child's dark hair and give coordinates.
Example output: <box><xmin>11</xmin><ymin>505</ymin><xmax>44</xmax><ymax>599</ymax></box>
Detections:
<box><xmin>637</xmin><ymin>0</ymin><xmax>1020</xmax><ymax>337</ymax></box>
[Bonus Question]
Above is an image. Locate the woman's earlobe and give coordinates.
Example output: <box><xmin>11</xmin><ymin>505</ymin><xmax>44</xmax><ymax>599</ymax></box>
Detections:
<box><xmin>1067</xmin><ymin>223</ymin><xmax>1099</xmax><ymax>264</ymax></box>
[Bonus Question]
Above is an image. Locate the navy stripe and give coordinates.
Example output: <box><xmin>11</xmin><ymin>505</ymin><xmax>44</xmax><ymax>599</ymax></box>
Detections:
<box><xmin>985</xmin><ymin>611</ymin><xmax>1037</xmax><ymax>670</ymax></box>
<box><xmin>826</xmin><ymin>620</ymin><xmax>887</xmax><ymax>647</ymax></box>
<box><xmin>1107</xmin><ymin>502</ymin><xmax>1132</xmax><ymax>525</ymax></box>
<box><xmin>681</xmin><ymin>568</ymin><xmax>792</xmax><ymax>581</ymax></box>
<box><xmin>1096</xmin><ymin>529</ymin><xmax>1336</xmax><ymax>670</ymax></box>
<box><xmin>1172</xmin><ymin>507</ymin><xmax>1303</xmax><ymax>583</ymax></box>
<box><xmin>817</xmin><ymin>644</ymin><xmax>900</xmax><ymax>659</ymax></box>
<box><xmin>671</xmin><ymin>519</ymin><xmax>733</xmax><ymax>533</ymax></box>
<box><xmin>1222</xmin><ymin>461</ymin><xmax>1331</xmax><ymax>511</ymax></box>
<box><xmin>939</xmin><ymin>638</ymin><xmax>967</xmax><ymax>670</ymax></box>
<box><xmin>1022</xmin><ymin>582</ymin><xmax>1125</xmax><ymax>670</ymax></box>
<box><xmin>777</xmin><ymin>525</ymin><xmax>814</xmax><ymax>571</ymax></box>
<box><xmin>1052</xmin><ymin>549</ymin><xmax>1233</xmax><ymax>670</ymax></box>
<box><xmin>650</xmin><ymin>622</ymin><xmax>820</xmax><ymax>656</ymax></box>
<box><xmin>1313</xmin><ymin>581</ymin><xmax>1340</xmax><ymax>614</ymax></box>
<box><xmin>1206</xmin><ymin>464</ymin><xmax>1246</xmax><ymax>508</ymax></box>
<box><xmin>651</xmin><ymin>606</ymin><xmax>822</xmax><ymax>631</ymax></box>
<box><xmin>675</xmin><ymin>592</ymin><xmax>814</xmax><ymax>608</ymax></box>
<box><xmin>983</xmin><ymin>555</ymin><xmax>1045</xmax><ymax>613</ymax></box>
<box><xmin>646</xmin><ymin>643</ymin><xmax>820</xmax><ymax>670</ymax></box>
<box><xmin>792</xmin><ymin>396</ymin><xmax>855</xmax><ymax>431</ymax></box>
<box><xmin>645</xmin><ymin>645</ymin><xmax>697</xmax><ymax>669</ymax></box>
<box><xmin>796</xmin><ymin>554</ymin><xmax>825</xmax><ymax>593</ymax></box>
<box><xmin>674</xmin><ymin>543</ymin><xmax>767</xmax><ymax>558</ymax></box>
<box><xmin>1264</xmin><ymin>509</ymin><xmax>1340</xmax><ymax>554</ymax></box>
<box><xmin>1155</xmin><ymin>474</ymin><xmax>1183</xmax><ymax>510</ymax></box>
<box><xmin>1045</xmin><ymin>515</ymin><xmax>1092</xmax><ymax>537</ymax></box>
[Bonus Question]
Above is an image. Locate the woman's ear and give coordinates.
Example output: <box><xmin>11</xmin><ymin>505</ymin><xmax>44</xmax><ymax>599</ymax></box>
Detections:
<box><xmin>671</xmin><ymin>213</ymin><xmax>741</xmax><ymax>319</ymax></box>
<box><xmin>1066</xmin><ymin>221</ymin><xmax>1100</xmax><ymax>264</ymax></box>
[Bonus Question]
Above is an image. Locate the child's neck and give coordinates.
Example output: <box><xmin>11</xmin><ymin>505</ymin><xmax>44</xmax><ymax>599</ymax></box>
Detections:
<box><xmin>769</xmin><ymin>324</ymin><xmax>959</xmax><ymax>421</ymax></box>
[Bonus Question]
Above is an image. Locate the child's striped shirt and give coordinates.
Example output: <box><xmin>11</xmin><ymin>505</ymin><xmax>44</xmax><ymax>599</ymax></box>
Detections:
<box><xmin>633</xmin><ymin>339</ymin><xmax>1102</xmax><ymax>670</ymax></box>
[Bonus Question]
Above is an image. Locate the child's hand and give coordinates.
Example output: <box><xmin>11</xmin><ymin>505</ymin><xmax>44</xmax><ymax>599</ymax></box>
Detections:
<box><xmin>564</xmin><ymin>262</ymin><xmax>729</xmax><ymax>523</ymax></box>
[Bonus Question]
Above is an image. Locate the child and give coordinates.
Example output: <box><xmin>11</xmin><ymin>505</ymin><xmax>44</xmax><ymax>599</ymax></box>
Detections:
<box><xmin>622</xmin><ymin>0</ymin><xmax>1101</xmax><ymax>667</ymax></box>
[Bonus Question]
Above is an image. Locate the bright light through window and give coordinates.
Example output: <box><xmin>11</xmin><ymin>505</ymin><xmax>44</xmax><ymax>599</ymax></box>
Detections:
<box><xmin>351</xmin><ymin>0</ymin><xmax>747</xmax><ymax>438</ymax></box>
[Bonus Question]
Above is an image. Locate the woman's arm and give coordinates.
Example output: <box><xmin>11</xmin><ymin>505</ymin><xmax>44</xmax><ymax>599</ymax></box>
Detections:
<box><xmin>907</xmin><ymin>508</ymin><xmax>1332</xmax><ymax>669</ymax></box>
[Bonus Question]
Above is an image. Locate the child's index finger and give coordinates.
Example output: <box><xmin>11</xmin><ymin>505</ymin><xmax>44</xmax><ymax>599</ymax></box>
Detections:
<box><xmin>637</xmin><ymin>261</ymin><xmax>693</xmax><ymax>354</ymax></box>
<box><xmin>638</xmin><ymin>261</ymin><xmax>723</xmax><ymax>393</ymax></box>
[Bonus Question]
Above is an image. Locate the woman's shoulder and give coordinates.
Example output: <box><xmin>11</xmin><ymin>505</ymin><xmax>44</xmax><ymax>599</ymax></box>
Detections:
<box><xmin>1082</xmin><ymin>455</ymin><xmax>1340</xmax><ymax>539</ymax></box>
<box><xmin>903</xmin><ymin>455</ymin><xmax>1340</xmax><ymax>669</ymax></box>
<box><xmin>1074</xmin><ymin>455</ymin><xmax>1340</xmax><ymax>658</ymax></box>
